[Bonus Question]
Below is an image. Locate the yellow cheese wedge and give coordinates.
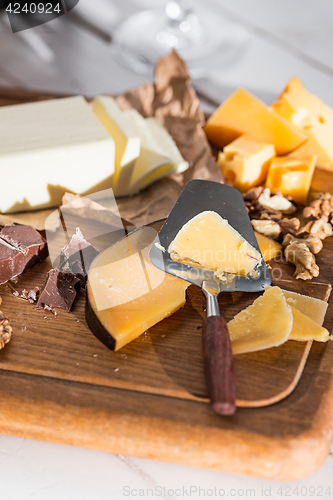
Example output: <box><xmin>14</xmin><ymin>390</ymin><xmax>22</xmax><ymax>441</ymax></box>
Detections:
<box><xmin>254</xmin><ymin>231</ymin><xmax>282</xmax><ymax>261</ymax></box>
<box><xmin>204</xmin><ymin>88</ymin><xmax>307</xmax><ymax>155</ymax></box>
<box><xmin>92</xmin><ymin>96</ymin><xmax>141</xmax><ymax>196</ymax></box>
<box><xmin>228</xmin><ymin>287</ymin><xmax>293</xmax><ymax>355</ymax></box>
<box><xmin>86</xmin><ymin>225</ymin><xmax>189</xmax><ymax>351</ymax></box>
<box><xmin>168</xmin><ymin>211</ymin><xmax>261</xmax><ymax>276</ymax></box>
<box><xmin>272</xmin><ymin>77</ymin><xmax>333</xmax><ymax>170</ymax></box>
<box><xmin>217</xmin><ymin>135</ymin><xmax>275</xmax><ymax>192</ymax></box>
<box><xmin>289</xmin><ymin>306</ymin><xmax>329</xmax><ymax>342</ymax></box>
<box><xmin>280</xmin><ymin>288</ymin><xmax>328</xmax><ymax>326</ymax></box>
<box><xmin>265</xmin><ymin>155</ymin><xmax>316</xmax><ymax>204</ymax></box>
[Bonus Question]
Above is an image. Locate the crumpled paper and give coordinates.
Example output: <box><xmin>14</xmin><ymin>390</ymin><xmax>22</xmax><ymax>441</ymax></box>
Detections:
<box><xmin>115</xmin><ymin>50</ymin><xmax>222</xmax><ymax>226</ymax></box>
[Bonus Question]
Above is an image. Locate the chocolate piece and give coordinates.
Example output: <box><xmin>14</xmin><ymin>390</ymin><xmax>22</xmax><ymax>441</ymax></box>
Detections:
<box><xmin>37</xmin><ymin>269</ymin><xmax>80</xmax><ymax>312</ymax></box>
<box><xmin>58</xmin><ymin>227</ymin><xmax>99</xmax><ymax>287</ymax></box>
<box><xmin>27</xmin><ymin>287</ymin><xmax>40</xmax><ymax>303</ymax></box>
<box><xmin>0</xmin><ymin>224</ymin><xmax>48</xmax><ymax>285</ymax></box>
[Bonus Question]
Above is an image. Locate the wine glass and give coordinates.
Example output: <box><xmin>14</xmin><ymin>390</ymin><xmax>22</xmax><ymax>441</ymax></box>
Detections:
<box><xmin>114</xmin><ymin>0</ymin><xmax>248</xmax><ymax>77</ymax></box>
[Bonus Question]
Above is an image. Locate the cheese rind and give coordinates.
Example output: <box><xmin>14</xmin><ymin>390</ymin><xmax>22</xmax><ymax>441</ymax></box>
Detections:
<box><xmin>204</xmin><ymin>88</ymin><xmax>307</xmax><ymax>155</ymax></box>
<box><xmin>0</xmin><ymin>96</ymin><xmax>115</xmax><ymax>213</ymax></box>
<box><xmin>87</xmin><ymin>226</ymin><xmax>189</xmax><ymax>351</ymax></box>
<box><xmin>272</xmin><ymin>77</ymin><xmax>333</xmax><ymax>170</ymax></box>
<box><xmin>228</xmin><ymin>287</ymin><xmax>293</xmax><ymax>355</ymax></box>
<box><xmin>265</xmin><ymin>155</ymin><xmax>316</xmax><ymax>204</ymax></box>
<box><xmin>168</xmin><ymin>211</ymin><xmax>261</xmax><ymax>276</ymax></box>
<box><xmin>92</xmin><ymin>96</ymin><xmax>141</xmax><ymax>196</ymax></box>
<box><xmin>218</xmin><ymin>135</ymin><xmax>275</xmax><ymax>192</ymax></box>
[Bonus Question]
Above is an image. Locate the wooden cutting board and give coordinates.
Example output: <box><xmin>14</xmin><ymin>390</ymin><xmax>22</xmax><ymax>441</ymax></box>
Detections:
<box><xmin>0</xmin><ymin>87</ymin><xmax>333</xmax><ymax>481</ymax></box>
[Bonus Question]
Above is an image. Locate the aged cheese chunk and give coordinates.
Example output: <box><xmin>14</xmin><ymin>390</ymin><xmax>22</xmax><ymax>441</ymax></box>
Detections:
<box><xmin>86</xmin><ymin>225</ymin><xmax>189</xmax><ymax>351</ymax></box>
<box><xmin>0</xmin><ymin>96</ymin><xmax>115</xmax><ymax>213</ymax></box>
<box><xmin>217</xmin><ymin>135</ymin><xmax>275</xmax><ymax>192</ymax></box>
<box><xmin>254</xmin><ymin>231</ymin><xmax>282</xmax><ymax>261</ymax></box>
<box><xmin>168</xmin><ymin>211</ymin><xmax>261</xmax><ymax>276</ymax></box>
<box><xmin>92</xmin><ymin>96</ymin><xmax>141</xmax><ymax>196</ymax></box>
<box><xmin>124</xmin><ymin>110</ymin><xmax>188</xmax><ymax>192</ymax></box>
<box><xmin>289</xmin><ymin>306</ymin><xmax>329</xmax><ymax>342</ymax></box>
<box><xmin>204</xmin><ymin>88</ymin><xmax>307</xmax><ymax>155</ymax></box>
<box><xmin>265</xmin><ymin>155</ymin><xmax>316</xmax><ymax>204</ymax></box>
<box><xmin>228</xmin><ymin>287</ymin><xmax>293</xmax><ymax>355</ymax></box>
<box><xmin>272</xmin><ymin>77</ymin><xmax>333</xmax><ymax>170</ymax></box>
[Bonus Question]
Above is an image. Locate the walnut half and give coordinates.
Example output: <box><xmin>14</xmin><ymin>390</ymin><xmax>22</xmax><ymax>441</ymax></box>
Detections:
<box><xmin>0</xmin><ymin>309</ymin><xmax>12</xmax><ymax>350</ymax></box>
<box><xmin>284</xmin><ymin>241</ymin><xmax>319</xmax><ymax>280</ymax></box>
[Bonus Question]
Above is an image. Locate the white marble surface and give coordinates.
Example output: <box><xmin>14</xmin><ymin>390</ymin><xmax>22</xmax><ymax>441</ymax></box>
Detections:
<box><xmin>0</xmin><ymin>1</ymin><xmax>333</xmax><ymax>498</ymax></box>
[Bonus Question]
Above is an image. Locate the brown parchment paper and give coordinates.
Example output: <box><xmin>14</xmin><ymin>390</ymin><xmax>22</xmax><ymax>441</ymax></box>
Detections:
<box><xmin>115</xmin><ymin>50</ymin><xmax>222</xmax><ymax>226</ymax></box>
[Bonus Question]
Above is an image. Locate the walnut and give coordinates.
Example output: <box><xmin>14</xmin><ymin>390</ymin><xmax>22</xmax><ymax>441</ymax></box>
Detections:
<box><xmin>0</xmin><ymin>306</ymin><xmax>12</xmax><ymax>350</ymax></box>
<box><xmin>243</xmin><ymin>186</ymin><xmax>265</xmax><ymax>202</ymax></box>
<box><xmin>284</xmin><ymin>241</ymin><xmax>319</xmax><ymax>280</ymax></box>
<box><xmin>297</xmin><ymin>219</ymin><xmax>333</xmax><ymax>240</ymax></box>
<box><xmin>277</xmin><ymin>217</ymin><xmax>300</xmax><ymax>237</ymax></box>
<box><xmin>251</xmin><ymin>219</ymin><xmax>281</xmax><ymax>239</ymax></box>
<box><xmin>303</xmin><ymin>192</ymin><xmax>333</xmax><ymax>222</ymax></box>
<box><xmin>258</xmin><ymin>188</ymin><xmax>297</xmax><ymax>214</ymax></box>
<box><xmin>245</xmin><ymin>200</ymin><xmax>283</xmax><ymax>221</ymax></box>
<box><xmin>282</xmin><ymin>233</ymin><xmax>323</xmax><ymax>255</ymax></box>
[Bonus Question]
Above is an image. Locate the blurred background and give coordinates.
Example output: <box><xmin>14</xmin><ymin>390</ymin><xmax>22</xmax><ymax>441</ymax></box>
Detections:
<box><xmin>0</xmin><ymin>0</ymin><xmax>332</xmax><ymax>111</ymax></box>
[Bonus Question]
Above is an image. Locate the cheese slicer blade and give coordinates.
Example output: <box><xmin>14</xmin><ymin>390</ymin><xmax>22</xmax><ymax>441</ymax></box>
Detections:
<box><xmin>149</xmin><ymin>179</ymin><xmax>272</xmax><ymax>416</ymax></box>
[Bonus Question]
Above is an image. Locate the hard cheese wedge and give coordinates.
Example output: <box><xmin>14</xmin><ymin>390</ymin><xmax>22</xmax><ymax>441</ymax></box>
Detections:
<box><xmin>228</xmin><ymin>287</ymin><xmax>293</xmax><ymax>355</ymax></box>
<box><xmin>204</xmin><ymin>88</ymin><xmax>307</xmax><ymax>155</ymax></box>
<box><xmin>124</xmin><ymin>110</ymin><xmax>188</xmax><ymax>193</ymax></box>
<box><xmin>272</xmin><ymin>77</ymin><xmax>333</xmax><ymax>170</ymax></box>
<box><xmin>0</xmin><ymin>96</ymin><xmax>115</xmax><ymax>213</ymax></box>
<box><xmin>265</xmin><ymin>155</ymin><xmax>316</xmax><ymax>204</ymax></box>
<box><xmin>229</xmin><ymin>286</ymin><xmax>330</xmax><ymax>354</ymax></box>
<box><xmin>254</xmin><ymin>231</ymin><xmax>282</xmax><ymax>262</ymax></box>
<box><xmin>86</xmin><ymin>224</ymin><xmax>190</xmax><ymax>351</ymax></box>
<box><xmin>92</xmin><ymin>96</ymin><xmax>141</xmax><ymax>196</ymax></box>
<box><xmin>168</xmin><ymin>211</ymin><xmax>261</xmax><ymax>276</ymax></box>
<box><xmin>218</xmin><ymin>135</ymin><xmax>275</xmax><ymax>192</ymax></box>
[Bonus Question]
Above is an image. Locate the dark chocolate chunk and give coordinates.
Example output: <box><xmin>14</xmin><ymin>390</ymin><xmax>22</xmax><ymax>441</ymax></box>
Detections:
<box><xmin>58</xmin><ymin>228</ymin><xmax>99</xmax><ymax>287</ymax></box>
<box><xmin>37</xmin><ymin>269</ymin><xmax>80</xmax><ymax>312</ymax></box>
<box><xmin>0</xmin><ymin>224</ymin><xmax>48</xmax><ymax>285</ymax></box>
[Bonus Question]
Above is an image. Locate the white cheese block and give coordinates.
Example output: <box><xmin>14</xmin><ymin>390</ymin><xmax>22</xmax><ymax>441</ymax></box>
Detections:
<box><xmin>145</xmin><ymin>117</ymin><xmax>189</xmax><ymax>174</ymax></box>
<box><xmin>124</xmin><ymin>109</ymin><xmax>181</xmax><ymax>193</ymax></box>
<box><xmin>92</xmin><ymin>96</ymin><xmax>141</xmax><ymax>196</ymax></box>
<box><xmin>0</xmin><ymin>96</ymin><xmax>115</xmax><ymax>213</ymax></box>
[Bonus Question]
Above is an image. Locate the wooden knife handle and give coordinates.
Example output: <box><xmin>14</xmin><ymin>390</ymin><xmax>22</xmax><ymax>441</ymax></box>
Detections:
<box><xmin>202</xmin><ymin>316</ymin><xmax>236</xmax><ymax>416</ymax></box>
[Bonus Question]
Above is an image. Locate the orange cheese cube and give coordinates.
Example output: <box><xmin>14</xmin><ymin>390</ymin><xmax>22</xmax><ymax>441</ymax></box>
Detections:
<box><xmin>204</xmin><ymin>88</ymin><xmax>307</xmax><ymax>155</ymax></box>
<box><xmin>272</xmin><ymin>77</ymin><xmax>333</xmax><ymax>170</ymax></box>
<box><xmin>254</xmin><ymin>231</ymin><xmax>282</xmax><ymax>262</ymax></box>
<box><xmin>217</xmin><ymin>135</ymin><xmax>275</xmax><ymax>192</ymax></box>
<box><xmin>265</xmin><ymin>155</ymin><xmax>316</xmax><ymax>204</ymax></box>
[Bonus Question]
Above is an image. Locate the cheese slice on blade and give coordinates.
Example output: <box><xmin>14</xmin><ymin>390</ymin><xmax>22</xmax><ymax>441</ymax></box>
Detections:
<box><xmin>92</xmin><ymin>96</ymin><xmax>141</xmax><ymax>196</ymax></box>
<box><xmin>168</xmin><ymin>211</ymin><xmax>261</xmax><ymax>276</ymax></box>
<box><xmin>0</xmin><ymin>96</ymin><xmax>115</xmax><ymax>213</ymax></box>
<box><xmin>86</xmin><ymin>225</ymin><xmax>190</xmax><ymax>351</ymax></box>
<box><xmin>228</xmin><ymin>287</ymin><xmax>293</xmax><ymax>355</ymax></box>
<box><xmin>204</xmin><ymin>88</ymin><xmax>307</xmax><ymax>155</ymax></box>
